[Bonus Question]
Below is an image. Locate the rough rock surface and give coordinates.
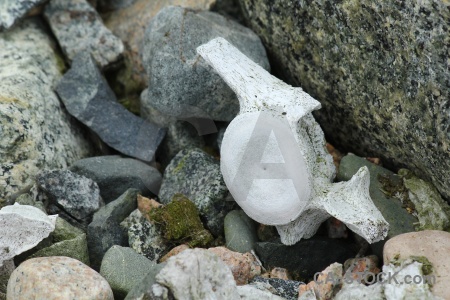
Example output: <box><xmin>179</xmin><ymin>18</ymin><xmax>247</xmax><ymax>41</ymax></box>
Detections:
<box><xmin>104</xmin><ymin>0</ymin><xmax>216</xmax><ymax>104</ymax></box>
<box><xmin>251</xmin><ymin>277</ymin><xmax>301</xmax><ymax>300</ymax></box>
<box><xmin>237</xmin><ymin>0</ymin><xmax>450</xmax><ymax>200</ymax></box>
<box><xmin>0</xmin><ymin>204</ymin><xmax>57</xmax><ymax>267</ymax></box>
<box><xmin>124</xmin><ymin>263</ymin><xmax>168</xmax><ymax>300</ymax></box>
<box><xmin>7</xmin><ymin>256</ymin><xmax>113</xmax><ymax>300</ymax></box>
<box><xmin>237</xmin><ymin>285</ymin><xmax>286</xmax><ymax>300</ymax></box>
<box><xmin>383</xmin><ymin>230</ymin><xmax>450</xmax><ymax>299</ymax></box>
<box><xmin>100</xmin><ymin>245</ymin><xmax>156</xmax><ymax>299</ymax></box>
<box><xmin>87</xmin><ymin>189</ymin><xmax>138</xmax><ymax>270</ymax></box>
<box><xmin>35</xmin><ymin>170</ymin><xmax>103</xmax><ymax>225</ymax></box>
<box><xmin>155</xmin><ymin>248</ymin><xmax>240</xmax><ymax>299</ymax></box>
<box><xmin>141</xmin><ymin>6</ymin><xmax>270</xmax><ymax>121</ymax></box>
<box><xmin>121</xmin><ymin>209</ymin><xmax>169</xmax><ymax>261</ymax></box>
<box><xmin>0</xmin><ymin>0</ymin><xmax>47</xmax><ymax>31</ymax></box>
<box><xmin>44</xmin><ymin>0</ymin><xmax>124</xmax><ymax>68</ymax></box>
<box><xmin>70</xmin><ymin>155</ymin><xmax>162</xmax><ymax>203</ymax></box>
<box><xmin>158</xmin><ymin>148</ymin><xmax>232</xmax><ymax>236</ymax></box>
<box><xmin>55</xmin><ymin>52</ymin><xmax>165</xmax><ymax>162</ymax></box>
<box><xmin>0</xmin><ymin>19</ymin><xmax>93</xmax><ymax>206</ymax></box>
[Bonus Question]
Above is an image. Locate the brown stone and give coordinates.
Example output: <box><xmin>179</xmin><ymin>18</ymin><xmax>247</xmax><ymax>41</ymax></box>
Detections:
<box><xmin>343</xmin><ymin>255</ymin><xmax>379</xmax><ymax>284</ymax></box>
<box><xmin>270</xmin><ymin>267</ymin><xmax>291</xmax><ymax>280</ymax></box>
<box><xmin>298</xmin><ymin>263</ymin><xmax>342</xmax><ymax>300</ymax></box>
<box><xmin>137</xmin><ymin>194</ymin><xmax>162</xmax><ymax>218</ymax></box>
<box><xmin>159</xmin><ymin>244</ymin><xmax>190</xmax><ymax>263</ymax></box>
<box><xmin>208</xmin><ymin>247</ymin><xmax>261</xmax><ymax>285</ymax></box>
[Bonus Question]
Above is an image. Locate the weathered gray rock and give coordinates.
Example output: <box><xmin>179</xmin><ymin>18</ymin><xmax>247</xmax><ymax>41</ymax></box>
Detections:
<box><xmin>44</xmin><ymin>0</ymin><xmax>124</xmax><ymax>68</ymax></box>
<box><xmin>141</xmin><ymin>6</ymin><xmax>270</xmax><ymax>121</ymax></box>
<box><xmin>70</xmin><ymin>155</ymin><xmax>162</xmax><ymax>203</ymax></box>
<box><xmin>100</xmin><ymin>245</ymin><xmax>156</xmax><ymax>299</ymax></box>
<box><xmin>238</xmin><ymin>0</ymin><xmax>450</xmax><ymax>201</ymax></box>
<box><xmin>103</xmin><ymin>0</ymin><xmax>216</xmax><ymax>110</ymax></box>
<box><xmin>0</xmin><ymin>19</ymin><xmax>93</xmax><ymax>206</ymax></box>
<box><xmin>337</xmin><ymin>154</ymin><xmax>418</xmax><ymax>257</ymax></box>
<box><xmin>55</xmin><ymin>52</ymin><xmax>165</xmax><ymax>162</ymax></box>
<box><xmin>23</xmin><ymin>217</ymin><xmax>90</xmax><ymax>265</ymax></box>
<box><xmin>155</xmin><ymin>248</ymin><xmax>240</xmax><ymax>299</ymax></box>
<box><xmin>399</xmin><ymin>169</ymin><xmax>450</xmax><ymax>231</ymax></box>
<box><xmin>250</xmin><ymin>277</ymin><xmax>301</xmax><ymax>300</ymax></box>
<box><xmin>35</xmin><ymin>170</ymin><xmax>103</xmax><ymax>226</ymax></box>
<box><xmin>124</xmin><ymin>263</ymin><xmax>167</xmax><ymax>300</ymax></box>
<box><xmin>121</xmin><ymin>209</ymin><xmax>169</xmax><ymax>261</ymax></box>
<box><xmin>0</xmin><ymin>260</ymin><xmax>14</xmax><ymax>297</ymax></box>
<box><xmin>0</xmin><ymin>0</ymin><xmax>47</xmax><ymax>31</ymax></box>
<box><xmin>7</xmin><ymin>256</ymin><xmax>114</xmax><ymax>300</ymax></box>
<box><xmin>224</xmin><ymin>210</ymin><xmax>258</xmax><ymax>253</ymax></box>
<box><xmin>237</xmin><ymin>285</ymin><xmax>286</xmax><ymax>300</ymax></box>
<box><xmin>87</xmin><ymin>189</ymin><xmax>138</xmax><ymax>270</ymax></box>
<box><xmin>0</xmin><ymin>204</ymin><xmax>57</xmax><ymax>267</ymax></box>
<box><xmin>158</xmin><ymin>148</ymin><xmax>232</xmax><ymax>236</ymax></box>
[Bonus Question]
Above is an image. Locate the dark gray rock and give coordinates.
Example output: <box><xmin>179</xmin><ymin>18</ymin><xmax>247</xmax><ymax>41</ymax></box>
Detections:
<box><xmin>0</xmin><ymin>0</ymin><xmax>46</xmax><ymax>31</ymax></box>
<box><xmin>337</xmin><ymin>154</ymin><xmax>418</xmax><ymax>258</ymax></box>
<box><xmin>141</xmin><ymin>6</ymin><xmax>270</xmax><ymax>121</ymax></box>
<box><xmin>158</xmin><ymin>148</ymin><xmax>233</xmax><ymax>236</ymax></box>
<box><xmin>70</xmin><ymin>155</ymin><xmax>162</xmax><ymax>203</ymax></box>
<box><xmin>35</xmin><ymin>170</ymin><xmax>103</xmax><ymax>226</ymax></box>
<box><xmin>0</xmin><ymin>260</ymin><xmax>14</xmax><ymax>297</ymax></box>
<box><xmin>238</xmin><ymin>0</ymin><xmax>450</xmax><ymax>201</ymax></box>
<box><xmin>251</xmin><ymin>277</ymin><xmax>302</xmax><ymax>300</ymax></box>
<box><xmin>100</xmin><ymin>245</ymin><xmax>155</xmax><ymax>299</ymax></box>
<box><xmin>97</xmin><ymin>0</ymin><xmax>136</xmax><ymax>12</ymax></box>
<box><xmin>55</xmin><ymin>52</ymin><xmax>165</xmax><ymax>162</ymax></box>
<box><xmin>224</xmin><ymin>210</ymin><xmax>258</xmax><ymax>253</ymax></box>
<box><xmin>124</xmin><ymin>263</ymin><xmax>167</xmax><ymax>300</ymax></box>
<box><xmin>87</xmin><ymin>188</ymin><xmax>138</xmax><ymax>270</ymax></box>
<box><xmin>255</xmin><ymin>237</ymin><xmax>357</xmax><ymax>281</ymax></box>
<box><xmin>0</xmin><ymin>19</ymin><xmax>93</xmax><ymax>207</ymax></box>
<box><xmin>44</xmin><ymin>0</ymin><xmax>124</xmax><ymax>68</ymax></box>
<box><xmin>121</xmin><ymin>209</ymin><xmax>169</xmax><ymax>262</ymax></box>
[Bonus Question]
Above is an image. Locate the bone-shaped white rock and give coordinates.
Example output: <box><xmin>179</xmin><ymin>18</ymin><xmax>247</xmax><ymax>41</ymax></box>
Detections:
<box><xmin>0</xmin><ymin>203</ymin><xmax>57</xmax><ymax>267</ymax></box>
<box><xmin>197</xmin><ymin>37</ymin><xmax>389</xmax><ymax>245</ymax></box>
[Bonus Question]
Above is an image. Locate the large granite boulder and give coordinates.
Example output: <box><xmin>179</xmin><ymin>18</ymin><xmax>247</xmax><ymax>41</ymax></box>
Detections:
<box><xmin>238</xmin><ymin>0</ymin><xmax>450</xmax><ymax>200</ymax></box>
<box><xmin>0</xmin><ymin>19</ymin><xmax>93</xmax><ymax>207</ymax></box>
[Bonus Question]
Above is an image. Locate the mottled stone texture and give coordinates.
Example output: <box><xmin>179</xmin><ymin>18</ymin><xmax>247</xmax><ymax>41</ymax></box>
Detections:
<box><xmin>0</xmin><ymin>0</ymin><xmax>47</xmax><ymax>31</ymax></box>
<box><xmin>238</xmin><ymin>0</ymin><xmax>450</xmax><ymax>200</ymax></box>
<box><xmin>0</xmin><ymin>19</ymin><xmax>93</xmax><ymax>206</ymax></box>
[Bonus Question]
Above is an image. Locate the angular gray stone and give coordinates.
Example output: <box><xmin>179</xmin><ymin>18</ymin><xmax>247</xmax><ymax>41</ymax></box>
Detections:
<box><xmin>0</xmin><ymin>260</ymin><xmax>14</xmax><ymax>297</ymax></box>
<box><xmin>251</xmin><ymin>277</ymin><xmax>302</xmax><ymax>300</ymax></box>
<box><xmin>55</xmin><ymin>52</ymin><xmax>165</xmax><ymax>162</ymax></box>
<box><xmin>224</xmin><ymin>210</ymin><xmax>258</xmax><ymax>253</ymax></box>
<box><xmin>155</xmin><ymin>248</ymin><xmax>240</xmax><ymax>299</ymax></box>
<box><xmin>159</xmin><ymin>148</ymin><xmax>232</xmax><ymax>236</ymax></box>
<box><xmin>70</xmin><ymin>155</ymin><xmax>162</xmax><ymax>203</ymax></box>
<box><xmin>238</xmin><ymin>0</ymin><xmax>450</xmax><ymax>201</ymax></box>
<box><xmin>141</xmin><ymin>6</ymin><xmax>270</xmax><ymax>121</ymax></box>
<box><xmin>124</xmin><ymin>263</ymin><xmax>167</xmax><ymax>300</ymax></box>
<box><xmin>24</xmin><ymin>217</ymin><xmax>90</xmax><ymax>266</ymax></box>
<box><xmin>87</xmin><ymin>188</ymin><xmax>138</xmax><ymax>270</ymax></box>
<box><xmin>35</xmin><ymin>170</ymin><xmax>103</xmax><ymax>226</ymax></box>
<box><xmin>121</xmin><ymin>209</ymin><xmax>169</xmax><ymax>262</ymax></box>
<box><xmin>0</xmin><ymin>0</ymin><xmax>47</xmax><ymax>31</ymax></box>
<box><xmin>44</xmin><ymin>0</ymin><xmax>124</xmax><ymax>68</ymax></box>
<box><xmin>0</xmin><ymin>19</ymin><xmax>93</xmax><ymax>206</ymax></box>
<box><xmin>100</xmin><ymin>245</ymin><xmax>156</xmax><ymax>299</ymax></box>
<box><xmin>336</xmin><ymin>154</ymin><xmax>418</xmax><ymax>257</ymax></box>
<box><xmin>237</xmin><ymin>285</ymin><xmax>286</xmax><ymax>300</ymax></box>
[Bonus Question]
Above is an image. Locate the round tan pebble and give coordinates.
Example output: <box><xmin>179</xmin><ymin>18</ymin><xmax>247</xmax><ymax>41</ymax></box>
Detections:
<box><xmin>7</xmin><ymin>256</ymin><xmax>113</xmax><ymax>300</ymax></box>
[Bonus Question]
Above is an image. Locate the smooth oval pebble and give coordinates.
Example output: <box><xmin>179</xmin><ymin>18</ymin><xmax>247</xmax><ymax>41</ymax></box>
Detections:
<box><xmin>7</xmin><ymin>256</ymin><xmax>113</xmax><ymax>300</ymax></box>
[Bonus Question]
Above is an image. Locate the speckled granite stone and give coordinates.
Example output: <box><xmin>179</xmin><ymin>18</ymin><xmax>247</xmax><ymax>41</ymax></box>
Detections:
<box><xmin>141</xmin><ymin>6</ymin><xmax>270</xmax><ymax>121</ymax></box>
<box><xmin>6</xmin><ymin>256</ymin><xmax>113</xmax><ymax>300</ymax></box>
<box><xmin>44</xmin><ymin>0</ymin><xmax>124</xmax><ymax>68</ymax></box>
<box><xmin>0</xmin><ymin>19</ymin><xmax>93</xmax><ymax>207</ymax></box>
<box><xmin>104</xmin><ymin>0</ymin><xmax>215</xmax><ymax>105</ymax></box>
<box><xmin>158</xmin><ymin>148</ymin><xmax>233</xmax><ymax>236</ymax></box>
<box><xmin>238</xmin><ymin>0</ymin><xmax>450</xmax><ymax>200</ymax></box>
<box><xmin>0</xmin><ymin>0</ymin><xmax>47</xmax><ymax>31</ymax></box>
